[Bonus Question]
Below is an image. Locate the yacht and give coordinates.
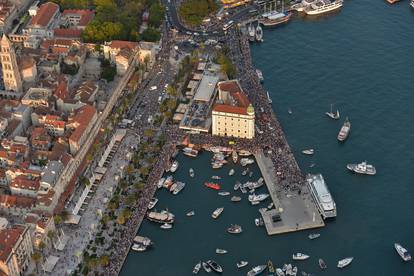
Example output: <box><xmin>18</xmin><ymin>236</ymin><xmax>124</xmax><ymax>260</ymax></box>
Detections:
<box><xmin>202</xmin><ymin>262</ymin><xmax>212</xmax><ymax>273</ymax></box>
<box><xmin>183</xmin><ymin>147</ymin><xmax>199</xmax><ymax>157</ymax></box>
<box><xmin>411</xmin><ymin>0</ymin><xmax>414</xmax><ymax>8</ymax></box>
<box><xmin>186</xmin><ymin>210</ymin><xmax>195</xmax><ymax>217</ymax></box>
<box><xmin>247</xmin><ymin>265</ymin><xmax>267</xmax><ymax>276</ymax></box>
<box><xmin>248</xmin><ymin>193</ymin><xmax>270</xmax><ymax>203</ymax></box>
<box><xmin>234</xmin><ymin>182</ymin><xmax>241</xmax><ymax>190</ymax></box>
<box><xmin>255</xmin><ymin>218</ymin><xmax>264</xmax><ymax>226</ymax></box>
<box><xmin>169</xmin><ymin>160</ymin><xmax>179</xmax><ymax>172</ymax></box>
<box><xmin>147</xmin><ymin>197</ymin><xmax>158</xmax><ymax>210</ymax></box>
<box><xmin>308</xmin><ymin>233</ymin><xmax>320</xmax><ymax>240</ymax></box>
<box><xmin>215</xmin><ymin>248</ymin><xmax>228</xmax><ymax>254</ymax></box>
<box><xmin>227</xmin><ymin>224</ymin><xmax>243</xmax><ymax>234</ymax></box>
<box><xmin>157</xmin><ymin>177</ymin><xmax>165</xmax><ymax>189</ymax></box>
<box><xmin>255</xmin><ymin>24</ymin><xmax>263</xmax><ymax>42</ymax></box>
<box><xmin>256</xmin><ymin>69</ymin><xmax>264</xmax><ymax>82</ymax></box>
<box><xmin>232</xmin><ymin>150</ymin><xmax>238</xmax><ymax>163</ymax></box>
<box><xmin>192</xmin><ymin>261</ymin><xmax>201</xmax><ymax>274</ymax></box>
<box><xmin>304</xmin><ymin>0</ymin><xmax>343</xmax><ymax>15</ymax></box>
<box><xmin>133</xmin><ymin>235</ymin><xmax>153</xmax><ymax>247</ymax></box>
<box><xmin>207</xmin><ymin>260</ymin><xmax>223</xmax><ymax>273</ymax></box>
<box><xmin>306</xmin><ymin>174</ymin><xmax>336</xmax><ymax>219</ymax></box>
<box><xmin>237</xmin><ymin>260</ymin><xmax>249</xmax><ymax>268</ymax></box>
<box><xmin>337</xmin><ymin>257</ymin><xmax>353</xmax><ymax>268</ymax></box>
<box><xmin>160</xmin><ymin>223</ymin><xmax>172</xmax><ymax>229</ymax></box>
<box><xmin>189</xmin><ymin>168</ymin><xmax>195</xmax><ymax>177</ymax></box>
<box><xmin>248</xmin><ymin>23</ymin><xmax>256</xmax><ymax>42</ymax></box>
<box><xmin>318</xmin><ymin>258</ymin><xmax>327</xmax><ymax>269</ymax></box>
<box><xmin>259</xmin><ymin>11</ymin><xmax>292</xmax><ymax>27</ymax></box>
<box><xmin>131</xmin><ymin>243</ymin><xmax>147</xmax><ymax>252</ymax></box>
<box><xmin>347</xmin><ymin>161</ymin><xmax>376</xmax><ymax>175</ymax></box>
<box><xmin>325</xmin><ymin>104</ymin><xmax>340</xmax><ymax>120</ymax></box>
<box><xmin>147</xmin><ymin>210</ymin><xmax>175</xmax><ymax>224</ymax></box>
<box><xmin>218</xmin><ymin>191</ymin><xmax>230</xmax><ymax>196</ymax></box>
<box><xmin>337</xmin><ymin>117</ymin><xmax>351</xmax><ymax>141</ymax></box>
<box><xmin>302</xmin><ymin>149</ymin><xmax>314</xmax><ymax>155</ymax></box>
<box><xmin>394</xmin><ymin>243</ymin><xmax>411</xmax><ymax>261</ymax></box>
<box><xmin>231</xmin><ymin>196</ymin><xmax>242</xmax><ymax>202</ymax></box>
<box><xmin>292</xmin><ymin>253</ymin><xmax>310</xmax><ymax>260</ymax></box>
<box><xmin>229</xmin><ymin>169</ymin><xmax>235</xmax><ymax>176</ymax></box>
<box><xmin>172</xmin><ymin>181</ymin><xmax>185</xmax><ymax>195</ymax></box>
<box><xmin>212</xmin><ymin>207</ymin><xmax>224</xmax><ymax>219</ymax></box>
<box><xmin>241</xmin><ymin>158</ymin><xmax>255</xmax><ymax>166</ymax></box>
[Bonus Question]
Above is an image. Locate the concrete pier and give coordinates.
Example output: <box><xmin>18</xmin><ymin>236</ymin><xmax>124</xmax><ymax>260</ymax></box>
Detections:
<box><xmin>255</xmin><ymin>151</ymin><xmax>325</xmax><ymax>235</ymax></box>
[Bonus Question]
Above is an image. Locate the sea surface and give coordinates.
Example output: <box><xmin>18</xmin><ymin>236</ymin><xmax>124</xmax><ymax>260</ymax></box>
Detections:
<box><xmin>121</xmin><ymin>1</ymin><xmax>414</xmax><ymax>275</ymax></box>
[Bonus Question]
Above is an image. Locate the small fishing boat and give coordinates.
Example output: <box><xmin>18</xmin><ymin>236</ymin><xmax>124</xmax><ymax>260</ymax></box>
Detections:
<box><xmin>131</xmin><ymin>243</ymin><xmax>147</xmax><ymax>252</ymax></box>
<box><xmin>207</xmin><ymin>260</ymin><xmax>223</xmax><ymax>273</ymax></box>
<box><xmin>247</xmin><ymin>265</ymin><xmax>267</xmax><ymax>276</ymax></box>
<box><xmin>248</xmin><ymin>193</ymin><xmax>270</xmax><ymax>203</ymax></box>
<box><xmin>325</xmin><ymin>104</ymin><xmax>340</xmax><ymax>120</ymax></box>
<box><xmin>212</xmin><ymin>175</ymin><xmax>222</xmax><ymax>180</ymax></box>
<box><xmin>240</xmin><ymin>158</ymin><xmax>255</xmax><ymax>166</ymax></box>
<box><xmin>319</xmin><ymin>258</ymin><xmax>327</xmax><ymax>269</ymax></box>
<box><xmin>205</xmin><ymin>182</ymin><xmax>221</xmax><ymax>190</ymax></box>
<box><xmin>227</xmin><ymin>224</ymin><xmax>242</xmax><ymax>234</ymax></box>
<box><xmin>229</xmin><ymin>169</ymin><xmax>235</xmax><ymax>176</ymax></box>
<box><xmin>249</xmin><ymin>171</ymin><xmax>253</xmax><ymax>177</ymax></box>
<box><xmin>308</xmin><ymin>233</ymin><xmax>320</xmax><ymax>240</ymax></box>
<box><xmin>192</xmin><ymin>261</ymin><xmax>201</xmax><ymax>274</ymax></box>
<box><xmin>216</xmin><ymin>248</ymin><xmax>228</xmax><ymax>254</ymax></box>
<box><xmin>231</xmin><ymin>196</ymin><xmax>242</xmax><ymax>202</ymax></box>
<box><xmin>148</xmin><ymin>197</ymin><xmax>158</xmax><ymax>210</ymax></box>
<box><xmin>302</xmin><ymin>149</ymin><xmax>314</xmax><ymax>155</ymax></box>
<box><xmin>337</xmin><ymin>257</ymin><xmax>353</xmax><ymax>268</ymax></box>
<box><xmin>218</xmin><ymin>191</ymin><xmax>230</xmax><ymax>196</ymax></box>
<box><xmin>237</xmin><ymin>260</ymin><xmax>249</xmax><ymax>268</ymax></box>
<box><xmin>170</xmin><ymin>160</ymin><xmax>179</xmax><ymax>172</ymax></box>
<box><xmin>172</xmin><ymin>181</ymin><xmax>185</xmax><ymax>195</ymax></box>
<box><xmin>232</xmin><ymin>150</ymin><xmax>238</xmax><ymax>163</ymax></box>
<box><xmin>212</xmin><ymin>207</ymin><xmax>224</xmax><ymax>219</ymax></box>
<box><xmin>255</xmin><ymin>218</ymin><xmax>264</xmax><ymax>226</ymax></box>
<box><xmin>160</xmin><ymin>223</ymin><xmax>172</xmax><ymax>229</ymax></box>
<box><xmin>189</xmin><ymin>168</ymin><xmax>195</xmax><ymax>177</ymax></box>
<box><xmin>242</xmin><ymin>168</ymin><xmax>249</xmax><ymax>176</ymax></box>
<box><xmin>202</xmin><ymin>262</ymin><xmax>212</xmax><ymax>273</ymax></box>
<box><xmin>337</xmin><ymin>117</ymin><xmax>351</xmax><ymax>142</ymax></box>
<box><xmin>394</xmin><ymin>243</ymin><xmax>411</xmax><ymax>261</ymax></box>
<box><xmin>276</xmin><ymin>268</ymin><xmax>284</xmax><ymax>276</ymax></box>
<box><xmin>157</xmin><ymin>177</ymin><xmax>165</xmax><ymax>189</ymax></box>
<box><xmin>292</xmin><ymin>253</ymin><xmax>310</xmax><ymax>260</ymax></box>
<box><xmin>234</xmin><ymin>182</ymin><xmax>241</xmax><ymax>191</ymax></box>
<box><xmin>240</xmin><ymin>186</ymin><xmax>247</xmax><ymax>194</ymax></box>
<box><xmin>267</xmin><ymin>202</ymin><xmax>274</xmax><ymax>210</ymax></box>
<box><xmin>186</xmin><ymin>210</ymin><xmax>195</xmax><ymax>217</ymax></box>
<box><xmin>288</xmin><ymin>108</ymin><xmax>293</xmax><ymax>115</ymax></box>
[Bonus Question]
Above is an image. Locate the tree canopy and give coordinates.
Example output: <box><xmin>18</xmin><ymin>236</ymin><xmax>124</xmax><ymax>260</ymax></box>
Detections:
<box><xmin>178</xmin><ymin>0</ymin><xmax>217</xmax><ymax>26</ymax></box>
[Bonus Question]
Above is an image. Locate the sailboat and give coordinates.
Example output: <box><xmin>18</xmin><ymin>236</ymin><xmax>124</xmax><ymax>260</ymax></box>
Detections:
<box><xmin>255</xmin><ymin>24</ymin><xmax>263</xmax><ymax>42</ymax></box>
<box><xmin>325</xmin><ymin>104</ymin><xmax>340</xmax><ymax>120</ymax></box>
<box><xmin>248</xmin><ymin>23</ymin><xmax>256</xmax><ymax>42</ymax></box>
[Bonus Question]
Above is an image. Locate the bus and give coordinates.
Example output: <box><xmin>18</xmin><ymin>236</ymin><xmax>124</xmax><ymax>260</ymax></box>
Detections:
<box><xmin>222</xmin><ymin>20</ymin><xmax>234</xmax><ymax>31</ymax></box>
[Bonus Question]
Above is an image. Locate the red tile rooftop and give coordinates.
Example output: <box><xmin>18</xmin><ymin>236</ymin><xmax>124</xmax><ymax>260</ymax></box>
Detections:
<box><xmin>0</xmin><ymin>194</ymin><xmax>36</xmax><ymax>209</ymax></box>
<box><xmin>69</xmin><ymin>105</ymin><xmax>96</xmax><ymax>142</ymax></box>
<box><xmin>213</xmin><ymin>104</ymin><xmax>248</xmax><ymax>115</ymax></box>
<box><xmin>62</xmin><ymin>9</ymin><xmax>94</xmax><ymax>26</ymax></box>
<box><xmin>0</xmin><ymin>225</ymin><xmax>25</xmax><ymax>262</ymax></box>
<box><xmin>11</xmin><ymin>175</ymin><xmax>40</xmax><ymax>191</ymax></box>
<box><xmin>108</xmin><ymin>40</ymin><xmax>139</xmax><ymax>50</ymax></box>
<box><xmin>53</xmin><ymin>28</ymin><xmax>82</xmax><ymax>38</ymax></box>
<box><xmin>29</xmin><ymin>2</ymin><xmax>59</xmax><ymax>28</ymax></box>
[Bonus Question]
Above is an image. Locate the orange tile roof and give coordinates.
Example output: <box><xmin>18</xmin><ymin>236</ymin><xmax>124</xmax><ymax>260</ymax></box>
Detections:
<box><xmin>213</xmin><ymin>104</ymin><xmax>248</xmax><ymax>115</ymax></box>
<box><xmin>108</xmin><ymin>40</ymin><xmax>138</xmax><ymax>50</ymax></box>
<box><xmin>0</xmin><ymin>194</ymin><xmax>36</xmax><ymax>209</ymax></box>
<box><xmin>69</xmin><ymin>105</ymin><xmax>96</xmax><ymax>143</ymax></box>
<box><xmin>0</xmin><ymin>225</ymin><xmax>25</xmax><ymax>262</ymax></box>
<box><xmin>10</xmin><ymin>175</ymin><xmax>40</xmax><ymax>191</ymax></box>
<box><xmin>30</xmin><ymin>2</ymin><xmax>59</xmax><ymax>28</ymax></box>
<box><xmin>53</xmin><ymin>28</ymin><xmax>82</xmax><ymax>38</ymax></box>
<box><xmin>218</xmin><ymin>80</ymin><xmax>241</xmax><ymax>94</ymax></box>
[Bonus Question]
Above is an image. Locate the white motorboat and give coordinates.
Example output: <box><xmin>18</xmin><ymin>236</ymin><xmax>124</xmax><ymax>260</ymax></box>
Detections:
<box><xmin>234</xmin><ymin>182</ymin><xmax>241</xmax><ymax>190</ymax></box>
<box><xmin>302</xmin><ymin>149</ymin><xmax>314</xmax><ymax>155</ymax></box>
<box><xmin>148</xmin><ymin>197</ymin><xmax>158</xmax><ymax>210</ymax></box>
<box><xmin>237</xmin><ymin>260</ymin><xmax>249</xmax><ymax>268</ymax></box>
<box><xmin>229</xmin><ymin>169</ymin><xmax>235</xmax><ymax>176</ymax></box>
<box><xmin>337</xmin><ymin>257</ymin><xmax>353</xmax><ymax>268</ymax></box>
<box><xmin>308</xmin><ymin>233</ymin><xmax>320</xmax><ymax>240</ymax></box>
<box><xmin>337</xmin><ymin>117</ymin><xmax>351</xmax><ymax>142</ymax></box>
<box><xmin>227</xmin><ymin>224</ymin><xmax>242</xmax><ymax>234</ymax></box>
<box><xmin>131</xmin><ymin>243</ymin><xmax>147</xmax><ymax>252</ymax></box>
<box><xmin>394</xmin><ymin>243</ymin><xmax>411</xmax><ymax>261</ymax></box>
<box><xmin>255</xmin><ymin>218</ymin><xmax>264</xmax><ymax>226</ymax></box>
<box><xmin>186</xmin><ymin>210</ymin><xmax>195</xmax><ymax>217</ymax></box>
<box><xmin>189</xmin><ymin>168</ymin><xmax>195</xmax><ymax>177</ymax></box>
<box><xmin>240</xmin><ymin>158</ymin><xmax>255</xmax><ymax>166</ymax></box>
<box><xmin>212</xmin><ymin>207</ymin><xmax>224</xmax><ymax>219</ymax></box>
<box><xmin>267</xmin><ymin>202</ymin><xmax>274</xmax><ymax>210</ymax></box>
<box><xmin>218</xmin><ymin>191</ymin><xmax>230</xmax><ymax>196</ymax></box>
<box><xmin>170</xmin><ymin>160</ymin><xmax>179</xmax><ymax>172</ymax></box>
<box><xmin>216</xmin><ymin>248</ymin><xmax>228</xmax><ymax>254</ymax></box>
<box><xmin>325</xmin><ymin>104</ymin><xmax>340</xmax><ymax>120</ymax></box>
<box><xmin>202</xmin><ymin>261</ymin><xmax>211</xmax><ymax>273</ymax></box>
<box><xmin>276</xmin><ymin>268</ymin><xmax>285</xmax><ymax>276</ymax></box>
<box><xmin>147</xmin><ymin>210</ymin><xmax>175</xmax><ymax>224</ymax></box>
<box><xmin>288</xmin><ymin>108</ymin><xmax>293</xmax><ymax>114</ymax></box>
<box><xmin>256</xmin><ymin>69</ymin><xmax>264</xmax><ymax>82</ymax></box>
<box><xmin>318</xmin><ymin>258</ymin><xmax>327</xmax><ymax>269</ymax></box>
<box><xmin>192</xmin><ymin>261</ymin><xmax>201</xmax><ymax>274</ymax></box>
<box><xmin>232</xmin><ymin>150</ymin><xmax>238</xmax><ymax>163</ymax></box>
<box><xmin>207</xmin><ymin>260</ymin><xmax>223</xmax><ymax>273</ymax></box>
<box><xmin>157</xmin><ymin>177</ymin><xmax>165</xmax><ymax>189</ymax></box>
<box><xmin>133</xmin><ymin>235</ymin><xmax>153</xmax><ymax>246</ymax></box>
<box><xmin>248</xmin><ymin>193</ymin><xmax>270</xmax><ymax>203</ymax></box>
<box><xmin>304</xmin><ymin>0</ymin><xmax>343</xmax><ymax>15</ymax></box>
<box><xmin>347</xmin><ymin>161</ymin><xmax>376</xmax><ymax>175</ymax></box>
<box><xmin>172</xmin><ymin>181</ymin><xmax>185</xmax><ymax>195</ymax></box>
<box><xmin>231</xmin><ymin>196</ymin><xmax>242</xmax><ymax>202</ymax></box>
<box><xmin>292</xmin><ymin>253</ymin><xmax>310</xmax><ymax>260</ymax></box>
<box><xmin>255</xmin><ymin>24</ymin><xmax>263</xmax><ymax>42</ymax></box>
<box><xmin>247</xmin><ymin>265</ymin><xmax>267</xmax><ymax>276</ymax></box>
<box><xmin>160</xmin><ymin>223</ymin><xmax>172</xmax><ymax>229</ymax></box>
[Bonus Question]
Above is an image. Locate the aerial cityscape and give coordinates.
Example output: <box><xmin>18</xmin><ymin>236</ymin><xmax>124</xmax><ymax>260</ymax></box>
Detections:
<box><xmin>0</xmin><ymin>0</ymin><xmax>412</xmax><ymax>275</ymax></box>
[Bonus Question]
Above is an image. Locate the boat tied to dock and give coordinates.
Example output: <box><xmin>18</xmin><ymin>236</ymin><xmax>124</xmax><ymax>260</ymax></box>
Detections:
<box><xmin>306</xmin><ymin>174</ymin><xmax>336</xmax><ymax>219</ymax></box>
<box><xmin>147</xmin><ymin>210</ymin><xmax>175</xmax><ymax>224</ymax></box>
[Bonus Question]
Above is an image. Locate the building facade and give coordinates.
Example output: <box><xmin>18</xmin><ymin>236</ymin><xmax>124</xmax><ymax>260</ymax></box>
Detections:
<box><xmin>0</xmin><ymin>35</ymin><xmax>22</xmax><ymax>94</ymax></box>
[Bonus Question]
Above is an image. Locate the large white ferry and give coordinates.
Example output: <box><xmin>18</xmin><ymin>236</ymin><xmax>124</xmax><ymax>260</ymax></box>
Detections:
<box><xmin>304</xmin><ymin>0</ymin><xmax>343</xmax><ymax>15</ymax></box>
<box><xmin>306</xmin><ymin>174</ymin><xmax>336</xmax><ymax>219</ymax></box>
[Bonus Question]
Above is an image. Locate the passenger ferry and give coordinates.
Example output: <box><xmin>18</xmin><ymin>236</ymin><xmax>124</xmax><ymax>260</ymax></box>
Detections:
<box><xmin>304</xmin><ymin>0</ymin><xmax>343</xmax><ymax>15</ymax></box>
<box><xmin>258</xmin><ymin>11</ymin><xmax>292</xmax><ymax>27</ymax></box>
<box><xmin>306</xmin><ymin>174</ymin><xmax>336</xmax><ymax>219</ymax></box>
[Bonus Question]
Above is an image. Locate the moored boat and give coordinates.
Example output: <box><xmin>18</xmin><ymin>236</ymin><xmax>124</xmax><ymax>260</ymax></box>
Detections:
<box><xmin>183</xmin><ymin>147</ymin><xmax>199</xmax><ymax>157</ymax></box>
<box><xmin>163</xmin><ymin>176</ymin><xmax>173</xmax><ymax>189</ymax></box>
<box><xmin>147</xmin><ymin>210</ymin><xmax>175</xmax><ymax>224</ymax></box>
<box><xmin>306</xmin><ymin>174</ymin><xmax>336</xmax><ymax>219</ymax></box>
<box><xmin>337</xmin><ymin>257</ymin><xmax>353</xmax><ymax>268</ymax></box>
<box><xmin>275</xmin><ymin>268</ymin><xmax>284</xmax><ymax>276</ymax></box>
<box><xmin>169</xmin><ymin>160</ymin><xmax>179</xmax><ymax>172</ymax></box>
<box><xmin>241</xmin><ymin>158</ymin><xmax>255</xmax><ymax>166</ymax></box>
<box><xmin>172</xmin><ymin>181</ymin><xmax>185</xmax><ymax>195</ymax></box>
<box><xmin>205</xmin><ymin>182</ymin><xmax>221</xmax><ymax>190</ymax></box>
<box><xmin>386</xmin><ymin>0</ymin><xmax>400</xmax><ymax>4</ymax></box>
<box><xmin>259</xmin><ymin>11</ymin><xmax>292</xmax><ymax>27</ymax></box>
<box><xmin>133</xmin><ymin>235</ymin><xmax>153</xmax><ymax>246</ymax></box>
<box><xmin>247</xmin><ymin>264</ymin><xmax>267</xmax><ymax>276</ymax></box>
<box><xmin>218</xmin><ymin>191</ymin><xmax>230</xmax><ymax>196</ymax></box>
<box><xmin>186</xmin><ymin>210</ymin><xmax>195</xmax><ymax>217</ymax></box>
<box><xmin>304</xmin><ymin>0</ymin><xmax>343</xmax><ymax>15</ymax></box>
<box><xmin>157</xmin><ymin>177</ymin><xmax>165</xmax><ymax>189</ymax></box>
<box><xmin>202</xmin><ymin>261</ymin><xmax>212</xmax><ymax>273</ymax></box>
<box><xmin>215</xmin><ymin>248</ymin><xmax>228</xmax><ymax>254</ymax></box>
<box><xmin>318</xmin><ymin>258</ymin><xmax>327</xmax><ymax>269</ymax></box>
<box><xmin>229</xmin><ymin>169</ymin><xmax>235</xmax><ymax>176</ymax></box>
<box><xmin>248</xmin><ymin>23</ymin><xmax>256</xmax><ymax>42</ymax></box>
<box><xmin>189</xmin><ymin>168</ymin><xmax>195</xmax><ymax>177</ymax></box>
<box><xmin>160</xmin><ymin>223</ymin><xmax>172</xmax><ymax>229</ymax></box>
<box><xmin>256</xmin><ymin>69</ymin><xmax>264</xmax><ymax>82</ymax></box>
<box><xmin>248</xmin><ymin>193</ymin><xmax>270</xmax><ymax>203</ymax></box>
<box><xmin>268</xmin><ymin>260</ymin><xmax>275</xmax><ymax>273</ymax></box>
<box><xmin>148</xmin><ymin>197</ymin><xmax>158</xmax><ymax>210</ymax></box>
<box><xmin>255</xmin><ymin>218</ymin><xmax>264</xmax><ymax>226</ymax></box>
<box><xmin>255</xmin><ymin>24</ymin><xmax>263</xmax><ymax>42</ymax></box>
<box><xmin>325</xmin><ymin>103</ymin><xmax>340</xmax><ymax>120</ymax></box>
<box><xmin>301</xmin><ymin>149</ymin><xmax>314</xmax><ymax>155</ymax></box>
<box><xmin>227</xmin><ymin>224</ymin><xmax>243</xmax><ymax>234</ymax></box>
<box><xmin>231</xmin><ymin>196</ymin><xmax>242</xmax><ymax>202</ymax></box>
<box><xmin>131</xmin><ymin>243</ymin><xmax>147</xmax><ymax>252</ymax></box>
<box><xmin>207</xmin><ymin>260</ymin><xmax>223</xmax><ymax>273</ymax></box>
<box><xmin>232</xmin><ymin>150</ymin><xmax>238</xmax><ymax>163</ymax></box>
<box><xmin>212</xmin><ymin>207</ymin><xmax>224</xmax><ymax>219</ymax></box>
<box><xmin>212</xmin><ymin>175</ymin><xmax>222</xmax><ymax>180</ymax></box>
<box><xmin>346</xmin><ymin>161</ymin><xmax>376</xmax><ymax>175</ymax></box>
<box><xmin>308</xmin><ymin>233</ymin><xmax>320</xmax><ymax>240</ymax></box>
<box><xmin>411</xmin><ymin>0</ymin><xmax>414</xmax><ymax>8</ymax></box>
<box><xmin>394</xmin><ymin>243</ymin><xmax>411</xmax><ymax>261</ymax></box>
<box><xmin>193</xmin><ymin>261</ymin><xmax>201</xmax><ymax>274</ymax></box>
<box><xmin>239</xmin><ymin>150</ymin><xmax>252</xmax><ymax>156</ymax></box>
<box><xmin>292</xmin><ymin>253</ymin><xmax>310</xmax><ymax>260</ymax></box>
<box><xmin>337</xmin><ymin>117</ymin><xmax>351</xmax><ymax>141</ymax></box>
<box><xmin>237</xmin><ymin>260</ymin><xmax>249</xmax><ymax>268</ymax></box>
<box><xmin>234</xmin><ymin>182</ymin><xmax>241</xmax><ymax>191</ymax></box>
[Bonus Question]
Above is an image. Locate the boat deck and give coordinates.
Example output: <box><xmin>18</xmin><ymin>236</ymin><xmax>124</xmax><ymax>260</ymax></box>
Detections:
<box><xmin>255</xmin><ymin>151</ymin><xmax>325</xmax><ymax>235</ymax></box>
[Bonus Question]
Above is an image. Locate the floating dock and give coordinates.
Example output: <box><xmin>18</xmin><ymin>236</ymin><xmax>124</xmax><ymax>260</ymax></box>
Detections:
<box><xmin>255</xmin><ymin>151</ymin><xmax>325</xmax><ymax>235</ymax></box>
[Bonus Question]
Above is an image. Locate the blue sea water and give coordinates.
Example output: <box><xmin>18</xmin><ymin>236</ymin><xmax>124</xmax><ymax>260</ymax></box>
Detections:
<box><xmin>121</xmin><ymin>1</ymin><xmax>414</xmax><ymax>275</ymax></box>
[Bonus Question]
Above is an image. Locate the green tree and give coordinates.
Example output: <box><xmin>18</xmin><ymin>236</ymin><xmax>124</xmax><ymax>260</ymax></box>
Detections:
<box><xmin>32</xmin><ymin>251</ymin><xmax>42</xmax><ymax>273</ymax></box>
<box><xmin>141</xmin><ymin>27</ymin><xmax>161</xmax><ymax>42</ymax></box>
<box><xmin>178</xmin><ymin>0</ymin><xmax>217</xmax><ymax>26</ymax></box>
<box><xmin>54</xmin><ymin>215</ymin><xmax>63</xmax><ymax>225</ymax></box>
<box><xmin>139</xmin><ymin>166</ymin><xmax>150</xmax><ymax>176</ymax></box>
<box><xmin>99</xmin><ymin>255</ymin><xmax>110</xmax><ymax>267</ymax></box>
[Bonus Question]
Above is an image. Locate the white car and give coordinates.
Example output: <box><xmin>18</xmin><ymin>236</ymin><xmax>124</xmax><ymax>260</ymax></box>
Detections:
<box><xmin>149</xmin><ymin>86</ymin><xmax>157</xmax><ymax>91</ymax></box>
